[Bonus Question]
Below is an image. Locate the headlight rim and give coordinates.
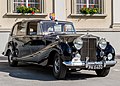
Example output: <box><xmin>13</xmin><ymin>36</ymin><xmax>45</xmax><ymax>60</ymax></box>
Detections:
<box><xmin>73</xmin><ymin>38</ymin><xmax>83</xmax><ymax>50</ymax></box>
<box><xmin>98</xmin><ymin>38</ymin><xmax>107</xmax><ymax>50</ymax></box>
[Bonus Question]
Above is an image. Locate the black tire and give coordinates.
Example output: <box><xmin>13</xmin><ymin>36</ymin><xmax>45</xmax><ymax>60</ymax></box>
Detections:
<box><xmin>8</xmin><ymin>51</ymin><xmax>18</xmax><ymax>67</ymax></box>
<box><xmin>95</xmin><ymin>68</ymin><xmax>110</xmax><ymax>77</ymax></box>
<box><xmin>53</xmin><ymin>53</ymin><xmax>67</xmax><ymax>79</ymax></box>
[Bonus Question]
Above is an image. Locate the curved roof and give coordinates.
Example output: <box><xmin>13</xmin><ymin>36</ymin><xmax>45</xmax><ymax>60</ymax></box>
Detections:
<box><xmin>20</xmin><ymin>19</ymin><xmax>72</xmax><ymax>24</ymax></box>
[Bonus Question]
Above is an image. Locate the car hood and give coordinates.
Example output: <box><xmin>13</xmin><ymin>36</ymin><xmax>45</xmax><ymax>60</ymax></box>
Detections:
<box><xmin>58</xmin><ymin>34</ymin><xmax>82</xmax><ymax>43</ymax></box>
<box><xmin>58</xmin><ymin>34</ymin><xmax>99</xmax><ymax>42</ymax></box>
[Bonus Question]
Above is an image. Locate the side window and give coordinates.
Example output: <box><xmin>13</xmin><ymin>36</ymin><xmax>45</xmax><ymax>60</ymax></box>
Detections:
<box><xmin>12</xmin><ymin>22</ymin><xmax>26</xmax><ymax>36</ymax></box>
<box><xmin>63</xmin><ymin>24</ymin><xmax>75</xmax><ymax>34</ymax></box>
<box><xmin>12</xmin><ymin>24</ymin><xmax>18</xmax><ymax>36</ymax></box>
<box><xmin>48</xmin><ymin>27</ymin><xmax>54</xmax><ymax>32</ymax></box>
<box><xmin>54</xmin><ymin>25</ymin><xmax>62</xmax><ymax>32</ymax></box>
<box><xmin>27</xmin><ymin>22</ymin><xmax>38</xmax><ymax>35</ymax></box>
<box><xmin>17</xmin><ymin>23</ymin><xmax>26</xmax><ymax>36</ymax></box>
<box><xmin>64</xmin><ymin>24</ymin><xmax>74</xmax><ymax>32</ymax></box>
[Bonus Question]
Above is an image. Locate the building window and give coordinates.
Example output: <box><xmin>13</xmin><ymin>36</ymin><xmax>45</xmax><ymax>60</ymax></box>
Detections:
<box><xmin>12</xmin><ymin>0</ymin><xmax>44</xmax><ymax>13</ymax></box>
<box><xmin>72</xmin><ymin>0</ymin><xmax>104</xmax><ymax>14</ymax></box>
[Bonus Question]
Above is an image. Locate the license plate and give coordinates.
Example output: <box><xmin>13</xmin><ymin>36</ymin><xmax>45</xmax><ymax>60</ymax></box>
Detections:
<box><xmin>88</xmin><ymin>64</ymin><xmax>103</xmax><ymax>69</ymax></box>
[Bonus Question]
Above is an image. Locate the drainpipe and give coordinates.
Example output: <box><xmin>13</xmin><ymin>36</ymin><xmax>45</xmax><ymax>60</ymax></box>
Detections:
<box><xmin>65</xmin><ymin>0</ymin><xmax>67</xmax><ymax>20</ymax></box>
<box><xmin>111</xmin><ymin>0</ymin><xmax>113</xmax><ymax>28</ymax></box>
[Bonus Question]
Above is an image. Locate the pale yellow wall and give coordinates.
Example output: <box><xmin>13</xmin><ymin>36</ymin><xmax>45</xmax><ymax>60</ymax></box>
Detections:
<box><xmin>113</xmin><ymin>0</ymin><xmax>120</xmax><ymax>28</ymax></box>
<box><xmin>0</xmin><ymin>0</ymin><xmax>53</xmax><ymax>30</ymax></box>
<box><xmin>66</xmin><ymin>0</ymin><xmax>112</xmax><ymax>30</ymax></box>
<box><xmin>0</xmin><ymin>0</ymin><xmax>112</xmax><ymax>31</ymax></box>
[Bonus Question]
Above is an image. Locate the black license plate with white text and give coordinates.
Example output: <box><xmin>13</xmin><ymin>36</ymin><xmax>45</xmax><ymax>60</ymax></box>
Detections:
<box><xmin>88</xmin><ymin>64</ymin><xmax>103</xmax><ymax>69</ymax></box>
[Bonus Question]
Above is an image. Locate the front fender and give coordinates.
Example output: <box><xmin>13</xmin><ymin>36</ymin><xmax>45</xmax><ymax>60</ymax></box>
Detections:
<box><xmin>3</xmin><ymin>41</ymin><xmax>14</xmax><ymax>56</ymax></box>
<box><xmin>104</xmin><ymin>43</ymin><xmax>115</xmax><ymax>59</ymax></box>
<box><xmin>58</xmin><ymin>42</ymin><xmax>72</xmax><ymax>61</ymax></box>
<box><xmin>36</xmin><ymin>42</ymin><xmax>72</xmax><ymax>63</ymax></box>
<box><xmin>5</xmin><ymin>41</ymin><xmax>18</xmax><ymax>56</ymax></box>
<box><xmin>97</xmin><ymin>42</ymin><xmax>115</xmax><ymax>60</ymax></box>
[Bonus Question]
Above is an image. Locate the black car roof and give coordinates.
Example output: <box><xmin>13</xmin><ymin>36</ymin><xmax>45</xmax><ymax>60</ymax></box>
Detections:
<box><xmin>20</xmin><ymin>19</ymin><xmax>72</xmax><ymax>24</ymax></box>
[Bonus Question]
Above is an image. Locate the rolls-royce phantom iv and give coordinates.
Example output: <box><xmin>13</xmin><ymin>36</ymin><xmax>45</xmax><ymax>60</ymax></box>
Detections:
<box><xmin>3</xmin><ymin>20</ymin><xmax>117</xmax><ymax>79</ymax></box>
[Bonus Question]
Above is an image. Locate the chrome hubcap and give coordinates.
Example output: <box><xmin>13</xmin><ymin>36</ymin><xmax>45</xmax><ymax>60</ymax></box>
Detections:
<box><xmin>54</xmin><ymin>58</ymin><xmax>60</xmax><ymax>73</ymax></box>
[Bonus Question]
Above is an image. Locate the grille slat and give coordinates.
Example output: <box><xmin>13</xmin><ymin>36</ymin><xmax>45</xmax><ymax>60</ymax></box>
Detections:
<box><xmin>81</xmin><ymin>37</ymin><xmax>97</xmax><ymax>62</ymax></box>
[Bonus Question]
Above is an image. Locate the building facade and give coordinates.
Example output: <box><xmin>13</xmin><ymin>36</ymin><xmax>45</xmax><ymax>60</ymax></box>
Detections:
<box><xmin>0</xmin><ymin>0</ymin><xmax>120</xmax><ymax>54</ymax></box>
<box><xmin>113</xmin><ymin>0</ymin><xmax>120</xmax><ymax>28</ymax></box>
<box><xmin>0</xmin><ymin>0</ymin><xmax>114</xmax><ymax>30</ymax></box>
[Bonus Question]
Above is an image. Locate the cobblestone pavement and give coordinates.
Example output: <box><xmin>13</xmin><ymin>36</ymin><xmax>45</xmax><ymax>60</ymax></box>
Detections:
<box><xmin>0</xmin><ymin>56</ymin><xmax>120</xmax><ymax>86</ymax></box>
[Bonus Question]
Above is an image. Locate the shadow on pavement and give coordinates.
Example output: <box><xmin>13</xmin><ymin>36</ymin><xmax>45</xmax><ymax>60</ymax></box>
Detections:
<box><xmin>0</xmin><ymin>56</ymin><xmax>97</xmax><ymax>81</ymax></box>
<box><xmin>116</xmin><ymin>55</ymin><xmax>120</xmax><ymax>59</ymax></box>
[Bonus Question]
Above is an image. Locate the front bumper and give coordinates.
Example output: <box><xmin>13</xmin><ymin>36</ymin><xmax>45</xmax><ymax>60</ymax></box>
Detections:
<box><xmin>63</xmin><ymin>60</ymin><xmax>117</xmax><ymax>69</ymax></box>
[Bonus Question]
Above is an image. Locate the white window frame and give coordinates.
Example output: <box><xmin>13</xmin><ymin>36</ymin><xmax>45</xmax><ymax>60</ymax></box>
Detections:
<box><xmin>72</xmin><ymin>0</ymin><xmax>104</xmax><ymax>14</ymax></box>
<box><xmin>8</xmin><ymin>0</ymin><xmax>45</xmax><ymax>13</ymax></box>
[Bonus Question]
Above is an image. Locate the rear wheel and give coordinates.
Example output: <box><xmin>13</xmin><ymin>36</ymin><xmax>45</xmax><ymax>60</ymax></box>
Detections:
<box><xmin>53</xmin><ymin>53</ymin><xmax>67</xmax><ymax>79</ymax></box>
<box><xmin>8</xmin><ymin>51</ymin><xmax>18</xmax><ymax>67</ymax></box>
<box><xmin>95</xmin><ymin>68</ymin><xmax>110</xmax><ymax>77</ymax></box>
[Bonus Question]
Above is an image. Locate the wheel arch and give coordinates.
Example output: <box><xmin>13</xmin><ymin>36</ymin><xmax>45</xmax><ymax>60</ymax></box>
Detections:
<box><xmin>105</xmin><ymin>43</ymin><xmax>115</xmax><ymax>59</ymax></box>
<box><xmin>4</xmin><ymin>41</ymin><xmax>15</xmax><ymax>56</ymax></box>
<box><xmin>5</xmin><ymin>49</ymin><xmax>11</xmax><ymax>56</ymax></box>
<box><xmin>47</xmin><ymin>49</ymin><xmax>61</xmax><ymax>65</ymax></box>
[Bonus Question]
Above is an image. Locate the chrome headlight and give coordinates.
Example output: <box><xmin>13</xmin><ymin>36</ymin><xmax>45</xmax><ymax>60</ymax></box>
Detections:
<box><xmin>99</xmin><ymin>38</ymin><xmax>107</xmax><ymax>50</ymax></box>
<box><xmin>73</xmin><ymin>38</ymin><xmax>83</xmax><ymax>50</ymax></box>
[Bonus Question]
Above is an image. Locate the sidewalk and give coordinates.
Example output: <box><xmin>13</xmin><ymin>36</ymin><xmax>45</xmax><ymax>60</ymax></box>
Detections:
<box><xmin>116</xmin><ymin>55</ymin><xmax>120</xmax><ymax>59</ymax></box>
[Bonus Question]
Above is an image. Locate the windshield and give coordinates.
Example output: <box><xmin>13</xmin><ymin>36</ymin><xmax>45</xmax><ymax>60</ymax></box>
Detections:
<box><xmin>41</xmin><ymin>21</ymin><xmax>76</xmax><ymax>34</ymax></box>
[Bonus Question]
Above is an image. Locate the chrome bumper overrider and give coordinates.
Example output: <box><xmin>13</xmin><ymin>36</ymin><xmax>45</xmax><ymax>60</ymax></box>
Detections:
<box><xmin>63</xmin><ymin>60</ymin><xmax>117</xmax><ymax>68</ymax></box>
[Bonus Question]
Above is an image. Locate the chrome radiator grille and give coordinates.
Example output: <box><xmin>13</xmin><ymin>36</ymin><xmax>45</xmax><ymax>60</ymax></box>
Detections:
<box><xmin>80</xmin><ymin>37</ymin><xmax>97</xmax><ymax>62</ymax></box>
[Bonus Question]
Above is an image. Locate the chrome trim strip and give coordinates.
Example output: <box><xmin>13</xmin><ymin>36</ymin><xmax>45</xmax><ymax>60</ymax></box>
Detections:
<box><xmin>106</xmin><ymin>61</ymin><xmax>117</xmax><ymax>66</ymax></box>
<box><xmin>63</xmin><ymin>60</ymin><xmax>117</xmax><ymax>67</ymax></box>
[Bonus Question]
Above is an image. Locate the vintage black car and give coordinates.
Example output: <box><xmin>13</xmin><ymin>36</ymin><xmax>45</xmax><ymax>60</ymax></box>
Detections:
<box><xmin>3</xmin><ymin>20</ymin><xmax>116</xmax><ymax>79</ymax></box>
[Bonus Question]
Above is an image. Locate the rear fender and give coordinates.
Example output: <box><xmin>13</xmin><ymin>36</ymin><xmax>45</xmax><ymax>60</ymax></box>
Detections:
<box><xmin>5</xmin><ymin>41</ymin><xmax>18</xmax><ymax>56</ymax></box>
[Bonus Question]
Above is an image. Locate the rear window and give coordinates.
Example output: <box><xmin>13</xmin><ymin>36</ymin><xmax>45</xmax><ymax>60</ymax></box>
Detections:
<box><xmin>27</xmin><ymin>22</ymin><xmax>38</xmax><ymax>35</ymax></box>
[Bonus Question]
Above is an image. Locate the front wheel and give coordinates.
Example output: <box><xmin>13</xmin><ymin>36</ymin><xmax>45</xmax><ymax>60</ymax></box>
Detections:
<box><xmin>53</xmin><ymin>53</ymin><xmax>67</xmax><ymax>79</ymax></box>
<box><xmin>8</xmin><ymin>51</ymin><xmax>18</xmax><ymax>67</ymax></box>
<box><xmin>95</xmin><ymin>68</ymin><xmax>110</xmax><ymax>77</ymax></box>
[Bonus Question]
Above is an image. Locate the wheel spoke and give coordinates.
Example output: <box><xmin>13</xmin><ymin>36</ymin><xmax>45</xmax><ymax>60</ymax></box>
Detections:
<box><xmin>55</xmin><ymin>60</ymin><xmax>59</xmax><ymax>66</ymax></box>
<box><xmin>53</xmin><ymin>53</ymin><xmax>67</xmax><ymax>79</ymax></box>
<box><xmin>8</xmin><ymin>51</ymin><xmax>18</xmax><ymax>67</ymax></box>
<box><xmin>54</xmin><ymin>58</ymin><xmax>60</xmax><ymax>73</ymax></box>
<box><xmin>9</xmin><ymin>54</ymin><xmax>13</xmax><ymax>63</ymax></box>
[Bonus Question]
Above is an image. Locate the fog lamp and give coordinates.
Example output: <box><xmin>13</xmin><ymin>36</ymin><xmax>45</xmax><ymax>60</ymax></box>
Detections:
<box><xmin>108</xmin><ymin>53</ymin><xmax>113</xmax><ymax>60</ymax></box>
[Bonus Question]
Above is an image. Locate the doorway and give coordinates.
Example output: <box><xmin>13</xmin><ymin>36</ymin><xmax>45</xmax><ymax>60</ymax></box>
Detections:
<box><xmin>54</xmin><ymin>0</ymin><xmax>66</xmax><ymax>20</ymax></box>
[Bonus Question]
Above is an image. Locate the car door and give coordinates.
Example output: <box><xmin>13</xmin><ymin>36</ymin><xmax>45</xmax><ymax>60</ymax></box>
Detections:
<box><xmin>24</xmin><ymin>22</ymin><xmax>46</xmax><ymax>62</ymax></box>
<box><xmin>12</xmin><ymin>22</ymin><xmax>32</xmax><ymax>58</ymax></box>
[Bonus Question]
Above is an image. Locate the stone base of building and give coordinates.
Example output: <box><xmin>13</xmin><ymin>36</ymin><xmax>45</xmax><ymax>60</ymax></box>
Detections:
<box><xmin>112</xmin><ymin>23</ymin><xmax>120</xmax><ymax>28</ymax></box>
